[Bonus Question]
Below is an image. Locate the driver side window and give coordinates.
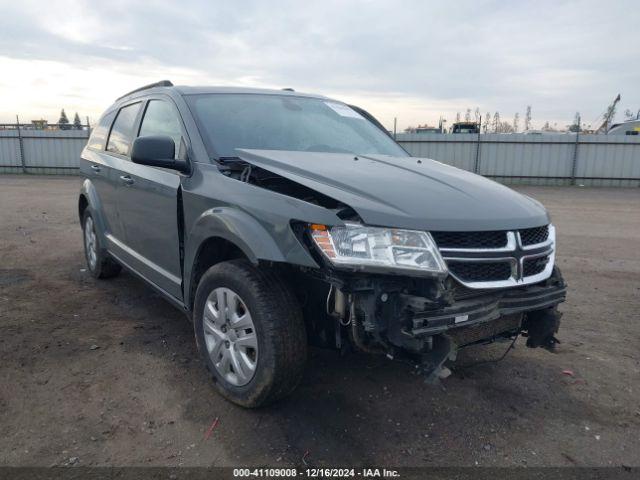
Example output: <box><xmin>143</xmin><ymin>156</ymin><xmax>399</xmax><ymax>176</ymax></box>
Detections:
<box><xmin>138</xmin><ymin>100</ymin><xmax>184</xmax><ymax>159</ymax></box>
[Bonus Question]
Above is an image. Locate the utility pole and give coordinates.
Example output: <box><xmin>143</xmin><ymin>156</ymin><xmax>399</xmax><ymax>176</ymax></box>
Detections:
<box><xmin>393</xmin><ymin>117</ymin><xmax>397</xmax><ymax>140</ymax></box>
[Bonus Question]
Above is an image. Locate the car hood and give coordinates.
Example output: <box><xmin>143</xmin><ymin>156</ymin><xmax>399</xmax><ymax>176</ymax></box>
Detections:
<box><xmin>237</xmin><ymin>149</ymin><xmax>550</xmax><ymax>231</ymax></box>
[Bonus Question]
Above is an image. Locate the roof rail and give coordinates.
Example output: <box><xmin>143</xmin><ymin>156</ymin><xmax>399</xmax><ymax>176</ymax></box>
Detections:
<box><xmin>117</xmin><ymin>80</ymin><xmax>173</xmax><ymax>101</ymax></box>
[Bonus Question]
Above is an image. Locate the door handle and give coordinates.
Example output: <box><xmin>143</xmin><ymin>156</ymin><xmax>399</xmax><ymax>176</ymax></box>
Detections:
<box><xmin>90</xmin><ymin>164</ymin><xmax>101</xmax><ymax>173</ymax></box>
<box><xmin>119</xmin><ymin>175</ymin><xmax>134</xmax><ymax>186</ymax></box>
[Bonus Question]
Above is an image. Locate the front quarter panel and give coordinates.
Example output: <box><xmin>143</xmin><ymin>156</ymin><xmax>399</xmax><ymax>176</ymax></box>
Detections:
<box><xmin>182</xmin><ymin>163</ymin><xmax>342</xmax><ymax>305</ymax></box>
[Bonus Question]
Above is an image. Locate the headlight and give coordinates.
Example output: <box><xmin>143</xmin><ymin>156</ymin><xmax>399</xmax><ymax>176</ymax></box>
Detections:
<box><xmin>309</xmin><ymin>223</ymin><xmax>447</xmax><ymax>275</ymax></box>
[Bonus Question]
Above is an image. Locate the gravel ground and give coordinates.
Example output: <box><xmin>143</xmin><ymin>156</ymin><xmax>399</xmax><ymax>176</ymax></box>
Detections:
<box><xmin>0</xmin><ymin>175</ymin><xmax>639</xmax><ymax>468</ymax></box>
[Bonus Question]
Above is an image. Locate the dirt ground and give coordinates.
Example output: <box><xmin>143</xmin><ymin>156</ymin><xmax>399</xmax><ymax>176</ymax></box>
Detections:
<box><xmin>0</xmin><ymin>175</ymin><xmax>639</xmax><ymax>468</ymax></box>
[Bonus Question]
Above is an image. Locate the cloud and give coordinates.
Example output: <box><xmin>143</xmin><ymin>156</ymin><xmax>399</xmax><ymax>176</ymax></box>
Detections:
<box><xmin>0</xmin><ymin>0</ymin><xmax>638</xmax><ymax>129</ymax></box>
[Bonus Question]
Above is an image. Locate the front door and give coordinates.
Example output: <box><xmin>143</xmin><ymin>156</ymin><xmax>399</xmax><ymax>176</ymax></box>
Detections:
<box><xmin>116</xmin><ymin>98</ymin><xmax>185</xmax><ymax>300</ymax></box>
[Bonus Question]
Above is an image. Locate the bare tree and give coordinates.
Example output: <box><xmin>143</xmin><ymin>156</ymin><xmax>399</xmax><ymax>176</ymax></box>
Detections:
<box><xmin>484</xmin><ymin>112</ymin><xmax>491</xmax><ymax>133</ymax></box>
<box><xmin>455</xmin><ymin>112</ymin><xmax>461</xmax><ymax>123</ymax></box>
<box><xmin>492</xmin><ymin>112</ymin><xmax>500</xmax><ymax>133</ymax></box>
<box><xmin>568</xmin><ymin>112</ymin><xmax>581</xmax><ymax>132</ymax></box>
<box><xmin>524</xmin><ymin>106</ymin><xmax>532</xmax><ymax>131</ymax></box>
<box><xmin>513</xmin><ymin>113</ymin><xmax>520</xmax><ymax>133</ymax></box>
<box><xmin>474</xmin><ymin>107</ymin><xmax>480</xmax><ymax>123</ymax></box>
<box><xmin>464</xmin><ymin>108</ymin><xmax>471</xmax><ymax>122</ymax></box>
<box><xmin>499</xmin><ymin>121</ymin><xmax>515</xmax><ymax>133</ymax></box>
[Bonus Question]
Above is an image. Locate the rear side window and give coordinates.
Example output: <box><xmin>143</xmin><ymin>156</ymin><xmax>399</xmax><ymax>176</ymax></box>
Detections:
<box><xmin>106</xmin><ymin>102</ymin><xmax>142</xmax><ymax>156</ymax></box>
<box><xmin>138</xmin><ymin>100</ymin><xmax>183</xmax><ymax>159</ymax></box>
<box><xmin>87</xmin><ymin>111</ymin><xmax>116</xmax><ymax>151</ymax></box>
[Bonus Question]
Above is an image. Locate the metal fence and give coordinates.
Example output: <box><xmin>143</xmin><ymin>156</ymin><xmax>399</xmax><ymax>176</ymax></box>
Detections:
<box><xmin>1</xmin><ymin>125</ymin><xmax>639</xmax><ymax>186</ymax></box>
<box><xmin>0</xmin><ymin>125</ymin><xmax>90</xmax><ymax>175</ymax></box>
<box><xmin>396</xmin><ymin>133</ymin><xmax>640</xmax><ymax>187</ymax></box>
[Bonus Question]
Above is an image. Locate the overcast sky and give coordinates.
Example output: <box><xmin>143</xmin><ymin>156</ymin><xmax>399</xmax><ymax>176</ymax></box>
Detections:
<box><xmin>1</xmin><ymin>0</ymin><xmax>638</xmax><ymax>130</ymax></box>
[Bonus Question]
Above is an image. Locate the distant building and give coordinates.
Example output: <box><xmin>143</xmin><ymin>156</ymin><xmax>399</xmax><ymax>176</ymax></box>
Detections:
<box><xmin>415</xmin><ymin>126</ymin><xmax>442</xmax><ymax>134</ymax></box>
<box><xmin>31</xmin><ymin>119</ymin><xmax>49</xmax><ymax>130</ymax></box>
<box><xmin>451</xmin><ymin>122</ymin><xmax>479</xmax><ymax>134</ymax></box>
<box><xmin>405</xmin><ymin>123</ymin><xmax>443</xmax><ymax>134</ymax></box>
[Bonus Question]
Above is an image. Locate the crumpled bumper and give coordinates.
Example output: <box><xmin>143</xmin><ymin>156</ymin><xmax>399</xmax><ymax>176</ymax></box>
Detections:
<box><xmin>408</xmin><ymin>277</ymin><xmax>566</xmax><ymax>339</ymax></box>
<box><xmin>381</xmin><ymin>267</ymin><xmax>567</xmax><ymax>350</ymax></box>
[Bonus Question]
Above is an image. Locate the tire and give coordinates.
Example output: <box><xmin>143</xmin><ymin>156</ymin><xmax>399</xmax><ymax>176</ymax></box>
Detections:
<box><xmin>82</xmin><ymin>210</ymin><xmax>121</xmax><ymax>279</ymax></box>
<box><xmin>193</xmin><ymin>259</ymin><xmax>307</xmax><ymax>407</ymax></box>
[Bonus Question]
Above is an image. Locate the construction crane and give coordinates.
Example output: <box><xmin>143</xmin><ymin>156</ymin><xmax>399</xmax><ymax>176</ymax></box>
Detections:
<box><xmin>595</xmin><ymin>94</ymin><xmax>621</xmax><ymax>134</ymax></box>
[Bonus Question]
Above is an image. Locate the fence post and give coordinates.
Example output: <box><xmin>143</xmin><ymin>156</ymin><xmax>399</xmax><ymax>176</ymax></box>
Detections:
<box><xmin>15</xmin><ymin>115</ymin><xmax>26</xmax><ymax>174</ymax></box>
<box><xmin>474</xmin><ymin>127</ymin><xmax>482</xmax><ymax>173</ymax></box>
<box><xmin>570</xmin><ymin>130</ymin><xmax>579</xmax><ymax>185</ymax></box>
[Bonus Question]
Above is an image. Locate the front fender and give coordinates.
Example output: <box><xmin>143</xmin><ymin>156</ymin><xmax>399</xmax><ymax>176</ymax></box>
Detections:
<box><xmin>183</xmin><ymin>206</ymin><xmax>320</xmax><ymax>307</ymax></box>
<box><xmin>187</xmin><ymin>206</ymin><xmax>295</xmax><ymax>264</ymax></box>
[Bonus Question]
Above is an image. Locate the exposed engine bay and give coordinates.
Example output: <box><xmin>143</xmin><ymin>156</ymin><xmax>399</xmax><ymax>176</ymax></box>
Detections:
<box><xmin>219</xmin><ymin>156</ymin><xmax>362</xmax><ymax>220</ymax></box>
<box><xmin>288</xmin><ymin>263</ymin><xmax>565</xmax><ymax>382</ymax></box>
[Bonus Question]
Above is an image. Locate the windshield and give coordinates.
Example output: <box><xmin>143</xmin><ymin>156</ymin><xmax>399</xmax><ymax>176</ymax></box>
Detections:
<box><xmin>185</xmin><ymin>93</ymin><xmax>408</xmax><ymax>158</ymax></box>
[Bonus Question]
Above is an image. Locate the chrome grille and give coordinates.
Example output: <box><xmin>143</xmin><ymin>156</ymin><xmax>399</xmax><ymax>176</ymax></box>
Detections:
<box><xmin>437</xmin><ymin>225</ymin><xmax>555</xmax><ymax>289</ymax></box>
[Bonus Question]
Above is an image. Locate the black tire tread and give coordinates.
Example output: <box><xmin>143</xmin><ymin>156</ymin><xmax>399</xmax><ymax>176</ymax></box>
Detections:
<box><xmin>82</xmin><ymin>210</ymin><xmax>121</xmax><ymax>279</ymax></box>
<box><xmin>195</xmin><ymin>259</ymin><xmax>307</xmax><ymax>407</ymax></box>
<box><xmin>98</xmin><ymin>258</ymin><xmax>122</xmax><ymax>279</ymax></box>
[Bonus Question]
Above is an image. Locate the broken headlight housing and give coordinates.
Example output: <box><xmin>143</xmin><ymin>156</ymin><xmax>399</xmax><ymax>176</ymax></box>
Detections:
<box><xmin>309</xmin><ymin>223</ymin><xmax>447</xmax><ymax>275</ymax></box>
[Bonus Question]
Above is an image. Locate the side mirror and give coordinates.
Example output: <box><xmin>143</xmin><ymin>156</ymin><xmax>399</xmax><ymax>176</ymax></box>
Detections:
<box><xmin>131</xmin><ymin>135</ymin><xmax>188</xmax><ymax>172</ymax></box>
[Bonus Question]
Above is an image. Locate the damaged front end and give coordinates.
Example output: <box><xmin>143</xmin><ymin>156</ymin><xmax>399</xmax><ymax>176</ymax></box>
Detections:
<box><xmin>218</xmin><ymin>151</ymin><xmax>566</xmax><ymax>380</ymax></box>
<box><xmin>290</xmin><ymin>221</ymin><xmax>567</xmax><ymax>382</ymax></box>
<box><xmin>297</xmin><ymin>263</ymin><xmax>566</xmax><ymax>382</ymax></box>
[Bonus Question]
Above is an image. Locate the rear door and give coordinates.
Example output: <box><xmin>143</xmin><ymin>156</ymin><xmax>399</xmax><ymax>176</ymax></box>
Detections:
<box><xmin>97</xmin><ymin>101</ymin><xmax>144</xmax><ymax>259</ymax></box>
<box><xmin>115</xmin><ymin>98</ymin><xmax>186</xmax><ymax>300</ymax></box>
<box><xmin>80</xmin><ymin>110</ymin><xmax>129</xmax><ymax>240</ymax></box>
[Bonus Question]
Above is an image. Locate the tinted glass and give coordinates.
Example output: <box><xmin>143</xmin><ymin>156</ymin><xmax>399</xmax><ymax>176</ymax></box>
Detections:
<box><xmin>106</xmin><ymin>102</ymin><xmax>142</xmax><ymax>156</ymax></box>
<box><xmin>87</xmin><ymin>110</ymin><xmax>116</xmax><ymax>151</ymax></box>
<box><xmin>186</xmin><ymin>94</ymin><xmax>407</xmax><ymax>158</ymax></box>
<box><xmin>138</xmin><ymin>100</ymin><xmax>182</xmax><ymax>159</ymax></box>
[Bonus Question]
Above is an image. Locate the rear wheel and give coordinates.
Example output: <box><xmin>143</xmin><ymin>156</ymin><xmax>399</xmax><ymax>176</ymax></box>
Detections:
<box><xmin>82</xmin><ymin>210</ymin><xmax>121</xmax><ymax>279</ymax></box>
<box><xmin>194</xmin><ymin>259</ymin><xmax>307</xmax><ymax>407</ymax></box>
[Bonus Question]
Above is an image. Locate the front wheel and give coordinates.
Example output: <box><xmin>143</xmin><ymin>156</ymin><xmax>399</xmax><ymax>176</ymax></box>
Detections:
<box><xmin>193</xmin><ymin>259</ymin><xmax>307</xmax><ymax>407</ymax></box>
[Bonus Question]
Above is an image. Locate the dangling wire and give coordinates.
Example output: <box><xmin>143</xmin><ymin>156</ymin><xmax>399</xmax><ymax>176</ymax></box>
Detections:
<box><xmin>456</xmin><ymin>333</ymin><xmax>520</xmax><ymax>369</ymax></box>
<box><xmin>325</xmin><ymin>284</ymin><xmax>334</xmax><ymax>316</ymax></box>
